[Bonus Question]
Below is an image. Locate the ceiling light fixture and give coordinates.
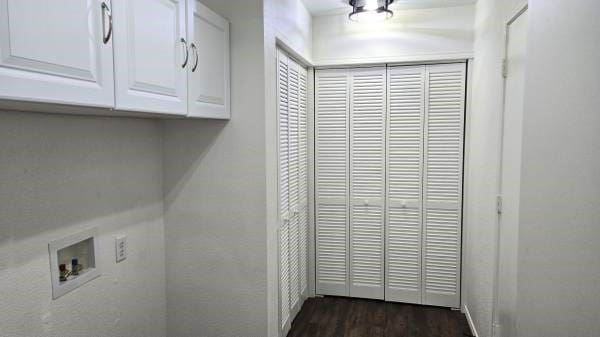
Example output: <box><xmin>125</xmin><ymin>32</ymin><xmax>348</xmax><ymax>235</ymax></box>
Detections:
<box><xmin>348</xmin><ymin>0</ymin><xmax>394</xmax><ymax>23</ymax></box>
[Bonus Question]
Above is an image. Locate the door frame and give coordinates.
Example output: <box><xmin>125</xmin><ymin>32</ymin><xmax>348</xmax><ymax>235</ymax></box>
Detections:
<box><xmin>491</xmin><ymin>2</ymin><xmax>529</xmax><ymax>336</ymax></box>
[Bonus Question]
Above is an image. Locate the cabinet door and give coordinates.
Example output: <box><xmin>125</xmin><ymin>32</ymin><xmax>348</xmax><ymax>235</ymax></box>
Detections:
<box><xmin>422</xmin><ymin>63</ymin><xmax>465</xmax><ymax>308</ymax></box>
<box><xmin>0</xmin><ymin>0</ymin><xmax>114</xmax><ymax>107</ymax></box>
<box><xmin>315</xmin><ymin>69</ymin><xmax>349</xmax><ymax>296</ymax></box>
<box><xmin>112</xmin><ymin>0</ymin><xmax>187</xmax><ymax>115</ymax></box>
<box><xmin>187</xmin><ymin>0</ymin><xmax>230</xmax><ymax>119</ymax></box>
<box><xmin>349</xmin><ymin>67</ymin><xmax>386</xmax><ymax>300</ymax></box>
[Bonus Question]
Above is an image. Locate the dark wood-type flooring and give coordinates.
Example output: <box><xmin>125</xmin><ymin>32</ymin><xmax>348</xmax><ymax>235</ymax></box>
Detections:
<box><xmin>287</xmin><ymin>296</ymin><xmax>474</xmax><ymax>337</ymax></box>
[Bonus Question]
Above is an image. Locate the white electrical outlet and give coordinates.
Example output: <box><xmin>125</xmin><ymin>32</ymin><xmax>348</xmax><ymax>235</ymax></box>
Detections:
<box><xmin>115</xmin><ymin>236</ymin><xmax>127</xmax><ymax>263</ymax></box>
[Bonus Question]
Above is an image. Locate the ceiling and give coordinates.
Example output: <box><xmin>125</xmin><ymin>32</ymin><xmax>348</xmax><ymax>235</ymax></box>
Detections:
<box><xmin>302</xmin><ymin>0</ymin><xmax>477</xmax><ymax>15</ymax></box>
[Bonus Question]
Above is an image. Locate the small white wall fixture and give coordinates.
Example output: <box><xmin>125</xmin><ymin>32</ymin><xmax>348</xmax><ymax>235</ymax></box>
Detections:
<box><xmin>48</xmin><ymin>227</ymin><xmax>101</xmax><ymax>299</ymax></box>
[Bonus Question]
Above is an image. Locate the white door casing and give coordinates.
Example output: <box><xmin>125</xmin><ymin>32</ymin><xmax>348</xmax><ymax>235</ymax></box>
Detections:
<box><xmin>494</xmin><ymin>7</ymin><xmax>528</xmax><ymax>337</ymax></box>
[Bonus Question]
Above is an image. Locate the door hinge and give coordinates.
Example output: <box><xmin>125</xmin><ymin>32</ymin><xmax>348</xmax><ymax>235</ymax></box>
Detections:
<box><xmin>502</xmin><ymin>59</ymin><xmax>508</xmax><ymax>78</ymax></box>
<box><xmin>497</xmin><ymin>195</ymin><xmax>503</xmax><ymax>214</ymax></box>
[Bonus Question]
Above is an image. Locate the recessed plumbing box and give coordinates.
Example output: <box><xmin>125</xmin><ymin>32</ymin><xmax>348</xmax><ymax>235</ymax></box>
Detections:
<box><xmin>48</xmin><ymin>227</ymin><xmax>101</xmax><ymax>299</ymax></box>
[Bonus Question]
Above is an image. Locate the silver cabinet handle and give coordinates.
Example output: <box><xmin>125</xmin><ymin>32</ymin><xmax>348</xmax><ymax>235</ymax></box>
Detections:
<box><xmin>180</xmin><ymin>38</ymin><xmax>189</xmax><ymax>68</ymax></box>
<box><xmin>101</xmin><ymin>2</ymin><xmax>112</xmax><ymax>44</ymax></box>
<box><xmin>191</xmin><ymin>43</ymin><xmax>199</xmax><ymax>72</ymax></box>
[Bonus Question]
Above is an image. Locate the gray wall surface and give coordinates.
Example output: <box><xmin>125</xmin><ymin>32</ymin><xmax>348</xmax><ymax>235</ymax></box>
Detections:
<box><xmin>0</xmin><ymin>111</ymin><xmax>166</xmax><ymax>337</ymax></box>
<box><xmin>163</xmin><ymin>1</ymin><xmax>269</xmax><ymax>336</ymax></box>
<box><xmin>516</xmin><ymin>1</ymin><xmax>600</xmax><ymax>336</ymax></box>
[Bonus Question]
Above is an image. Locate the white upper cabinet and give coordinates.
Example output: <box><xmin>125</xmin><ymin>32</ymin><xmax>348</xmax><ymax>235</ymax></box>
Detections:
<box><xmin>0</xmin><ymin>0</ymin><xmax>115</xmax><ymax>107</ymax></box>
<box><xmin>187</xmin><ymin>0</ymin><xmax>230</xmax><ymax>119</ymax></box>
<box><xmin>0</xmin><ymin>0</ymin><xmax>230</xmax><ymax>118</ymax></box>
<box><xmin>112</xmin><ymin>0</ymin><xmax>188</xmax><ymax>115</ymax></box>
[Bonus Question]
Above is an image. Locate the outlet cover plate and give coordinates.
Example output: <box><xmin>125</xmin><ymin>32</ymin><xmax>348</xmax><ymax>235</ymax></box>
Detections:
<box><xmin>115</xmin><ymin>236</ymin><xmax>127</xmax><ymax>263</ymax></box>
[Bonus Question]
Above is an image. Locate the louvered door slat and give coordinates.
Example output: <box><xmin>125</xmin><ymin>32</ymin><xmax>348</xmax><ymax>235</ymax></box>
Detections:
<box><xmin>349</xmin><ymin>67</ymin><xmax>386</xmax><ymax>300</ymax></box>
<box><xmin>422</xmin><ymin>63</ymin><xmax>465</xmax><ymax>308</ymax></box>
<box><xmin>316</xmin><ymin>69</ymin><xmax>349</xmax><ymax>296</ymax></box>
<box><xmin>385</xmin><ymin>66</ymin><xmax>425</xmax><ymax>304</ymax></box>
<box><xmin>277</xmin><ymin>50</ymin><xmax>291</xmax><ymax>329</ymax></box>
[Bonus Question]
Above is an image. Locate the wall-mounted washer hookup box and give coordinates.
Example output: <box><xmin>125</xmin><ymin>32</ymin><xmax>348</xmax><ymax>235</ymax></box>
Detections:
<box><xmin>48</xmin><ymin>227</ymin><xmax>101</xmax><ymax>299</ymax></box>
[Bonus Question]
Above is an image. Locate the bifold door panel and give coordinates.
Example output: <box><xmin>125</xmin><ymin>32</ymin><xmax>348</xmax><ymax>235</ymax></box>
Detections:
<box><xmin>315</xmin><ymin>63</ymin><xmax>466</xmax><ymax>309</ymax></box>
<box><xmin>349</xmin><ymin>68</ymin><xmax>386</xmax><ymax>300</ymax></box>
<box><xmin>315</xmin><ymin>69</ymin><xmax>350</xmax><ymax>297</ymax></box>
<box><xmin>385</xmin><ymin>65</ymin><xmax>425</xmax><ymax>304</ymax></box>
<box><xmin>422</xmin><ymin>64</ymin><xmax>465</xmax><ymax>307</ymax></box>
<box><xmin>277</xmin><ymin>49</ymin><xmax>309</xmax><ymax>335</ymax></box>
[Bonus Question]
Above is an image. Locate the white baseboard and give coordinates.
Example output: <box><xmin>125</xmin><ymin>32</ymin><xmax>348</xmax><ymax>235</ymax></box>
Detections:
<box><xmin>463</xmin><ymin>304</ymin><xmax>479</xmax><ymax>337</ymax></box>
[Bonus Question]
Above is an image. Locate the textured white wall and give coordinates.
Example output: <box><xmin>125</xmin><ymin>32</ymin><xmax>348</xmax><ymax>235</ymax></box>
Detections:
<box><xmin>464</xmin><ymin>1</ymin><xmax>600</xmax><ymax>337</ymax></box>
<box><xmin>462</xmin><ymin>1</ymin><xmax>522</xmax><ymax>336</ymax></box>
<box><xmin>264</xmin><ymin>0</ymin><xmax>312</xmax><ymax>62</ymax></box>
<box><xmin>311</xmin><ymin>5</ymin><xmax>474</xmax><ymax>66</ymax></box>
<box><xmin>263</xmin><ymin>0</ymin><xmax>313</xmax><ymax>336</ymax></box>
<box><xmin>516</xmin><ymin>1</ymin><xmax>600</xmax><ymax>336</ymax></box>
<box><xmin>462</xmin><ymin>1</ymin><xmax>504</xmax><ymax>336</ymax></box>
<box><xmin>163</xmin><ymin>1</ymin><xmax>269</xmax><ymax>336</ymax></box>
<box><xmin>0</xmin><ymin>111</ymin><xmax>166</xmax><ymax>337</ymax></box>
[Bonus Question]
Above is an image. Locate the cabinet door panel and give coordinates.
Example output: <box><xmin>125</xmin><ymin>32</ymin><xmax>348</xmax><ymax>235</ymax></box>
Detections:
<box><xmin>187</xmin><ymin>0</ymin><xmax>229</xmax><ymax>119</ymax></box>
<box><xmin>113</xmin><ymin>0</ymin><xmax>187</xmax><ymax>115</ymax></box>
<box><xmin>0</xmin><ymin>0</ymin><xmax>114</xmax><ymax>107</ymax></box>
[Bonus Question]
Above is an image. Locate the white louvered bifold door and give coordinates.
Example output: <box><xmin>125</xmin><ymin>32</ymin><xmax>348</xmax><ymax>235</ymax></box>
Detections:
<box><xmin>315</xmin><ymin>69</ymin><xmax>350</xmax><ymax>296</ymax></box>
<box><xmin>278</xmin><ymin>50</ymin><xmax>310</xmax><ymax>333</ymax></box>
<box><xmin>385</xmin><ymin>66</ymin><xmax>425</xmax><ymax>304</ymax></box>
<box><xmin>422</xmin><ymin>63</ymin><xmax>465</xmax><ymax>308</ymax></box>
<box><xmin>349</xmin><ymin>67</ymin><xmax>386</xmax><ymax>300</ymax></box>
<box><xmin>298</xmin><ymin>65</ymin><xmax>309</xmax><ymax>298</ymax></box>
<box><xmin>277</xmin><ymin>50</ymin><xmax>291</xmax><ymax>331</ymax></box>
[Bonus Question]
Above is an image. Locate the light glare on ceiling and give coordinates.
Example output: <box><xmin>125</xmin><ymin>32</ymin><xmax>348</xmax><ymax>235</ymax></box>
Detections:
<box><xmin>364</xmin><ymin>0</ymin><xmax>379</xmax><ymax>10</ymax></box>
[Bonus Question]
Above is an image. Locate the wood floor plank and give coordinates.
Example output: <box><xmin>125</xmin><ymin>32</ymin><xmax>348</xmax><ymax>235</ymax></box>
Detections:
<box><xmin>287</xmin><ymin>297</ymin><xmax>473</xmax><ymax>337</ymax></box>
